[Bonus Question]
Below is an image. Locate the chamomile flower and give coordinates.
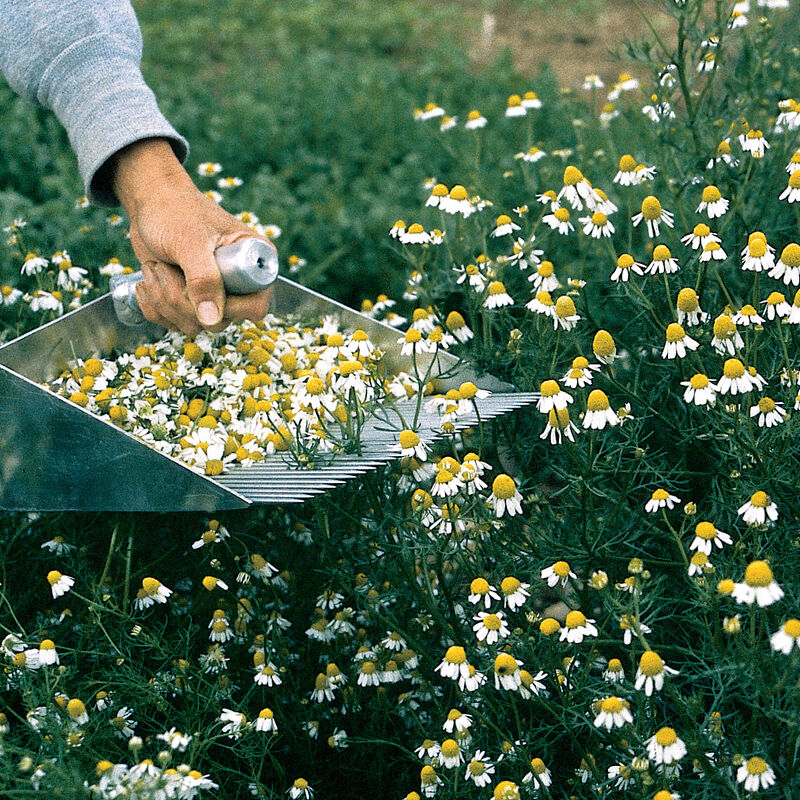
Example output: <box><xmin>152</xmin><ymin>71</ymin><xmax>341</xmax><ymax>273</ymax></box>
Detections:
<box><xmin>543</xmin><ymin>206</ymin><xmax>574</xmax><ymax>235</ymax></box>
<box><xmin>736</xmin><ymin>757</ymin><xmax>776</xmax><ymax>792</ymax></box>
<box><xmin>484</xmin><ymin>281</ymin><xmax>514</xmax><ymax>308</ymax></box>
<box><xmin>733</xmin><ymin>560</ymin><xmax>783</xmax><ymax>606</ymax></box>
<box><xmin>635</xmin><ymin>651</ymin><xmax>679</xmax><ymax>696</ymax></box>
<box><xmin>505</xmin><ymin>94</ymin><xmax>526</xmax><ymax>117</ymax></box>
<box><xmin>613</xmin><ymin>154</ymin><xmax>640</xmax><ymax>186</ymax></box>
<box><xmin>739</xmin><ymin>129</ymin><xmax>769</xmax><ymax>159</ymax></box>
<box><xmin>645</xmin><ymin>489</ymin><xmax>679</xmax><ymax>513</ymax></box>
<box><xmin>675</xmin><ymin>288</ymin><xmax>707</xmax><ymax>326</ymax></box>
<box><xmin>769</xmin><ymin>243</ymin><xmax>800</xmax><ymax>286</ymax></box>
<box><xmin>389</xmin><ymin>220</ymin><xmax>407</xmax><ymax>238</ymax></box>
<box><xmin>710</xmin><ymin>315</ymin><xmax>744</xmax><ymax>355</ymax></box>
<box><xmin>681</xmin><ymin>223</ymin><xmax>720</xmax><ymax>250</ymax></box>
<box><xmin>399</xmin><ymin>224</ymin><xmax>431</xmax><ymax>245</ymax></box>
<box><xmin>603</xmin><ymin>659</ymin><xmax>625</xmax><ymax>683</ymax></box>
<box><xmin>441</xmin><ymin>185</ymin><xmax>476</xmax><ymax>217</ymax></box>
<box><xmin>593</xmin><ymin>696</ymin><xmax>633</xmax><ymax>729</ymax></box>
<box><xmin>560</xmin><ymin>610</ymin><xmax>598</xmax><ymax>643</ymax></box>
<box><xmin>646</xmin><ymin>727</ymin><xmax>687</xmax><ymax>765</ymax></box>
<box><xmin>610</xmin><ymin>253</ymin><xmax>645</xmax><ymax>282</ymax></box>
<box><xmin>583</xmin><ymin>390</ymin><xmax>619</xmax><ymax>429</ymax></box>
<box><xmin>540</xmin><ymin>406</ymin><xmax>579</xmax><ymax>444</ymax></box>
<box><xmin>762</xmin><ymin>291</ymin><xmax>791</xmax><ymax>320</ymax></box>
<box><xmin>197</xmin><ymin>162</ymin><xmax>222</xmax><ymax>176</ymax></box>
<box><xmin>464</xmin><ymin>751</ymin><xmax>495</xmax><ymax>787</ymax></box>
<box><xmin>416</xmin><ymin>102</ymin><xmax>444</xmax><ymax>120</ymax></box>
<box><xmin>717</xmin><ymin>358</ymin><xmax>759</xmax><ymax>395</ymax></box>
<box><xmin>737</xmin><ymin>491</ymin><xmax>778</xmax><ymax>525</ymax></box>
<box><xmin>425</xmin><ymin>183</ymin><xmax>449</xmax><ymax>209</ymax></box>
<box><xmin>699</xmin><ymin>240</ymin><xmax>727</xmax><ymax>262</ymax></box>
<box><xmin>490</xmin><ymin>214</ymin><xmax>520</xmax><ymax>237</ymax></box>
<box><xmin>489</xmin><ymin>474</ymin><xmax>523</xmax><ymax>517</ymax></box>
<box><xmin>740</xmin><ymin>231</ymin><xmax>775</xmax><ymax>272</ymax></box>
<box><xmin>537</xmin><ymin>380</ymin><xmax>573</xmax><ymax>413</ymax></box>
<box><xmin>750</xmin><ymin>396</ymin><xmax>787</xmax><ymax>427</ymax></box>
<box><xmin>526</xmin><ymin>289</ymin><xmax>556</xmax><ymax>318</ymax></box>
<box><xmin>619</xmin><ymin>614</ymin><xmax>651</xmax><ymax>645</ymax></box>
<box><xmin>467</xmin><ymin>578</ymin><xmax>498</xmax><ymax>608</ymax></box>
<box><xmin>554</xmin><ymin>295</ymin><xmax>581</xmax><ymax>330</ymax></box>
<box><xmin>472</xmin><ymin>612</ymin><xmax>510</xmax><ymax>644</ymax></box>
<box><xmin>732</xmin><ymin>304</ymin><xmax>764</xmax><ymax>326</ymax></box>
<box><xmin>580</xmin><ymin>210</ymin><xmax>615</xmax><ymax>238</ymax></box>
<box><xmin>707</xmin><ymin>138</ymin><xmax>739</xmax><ymax>168</ymax></box>
<box><xmin>493</xmin><ymin>653</ymin><xmax>522</xmax><ymax>690</ymax></box>
<box><xmin>632</xmin><ymin>195</ymin><xmax>674</xmax><ymax>237</ymax></box>
<box><xmin>288</xmin><ymin>777</ymin><xmax>314</xmax><ymax>799</ymax></box>
<box><xmin>696</xmin><ymin>185</ymin><xmax>729</xmax><ymax>218</ymax></box>
<box><xmin>46</xmin><ymin>570</ymin><xmax>74</xmax><ymax>599</ymax></box>
<box><xmin>528</xmin><ymin>259</ymin><xmax>558</xmax><ymax>291</ymax></box>
<box><xmin>217</xmin><ymin>176</ymin><xmax>243</xmax><ymax>189</ymax></box>
<box><xmin>500</xmin><ymin>577</ymin><xmax>530</xmax><ymax>611</ymax></box>
<box><xmin>522</xmin><ymin>758</ymin><xmax>552</xmax><ymax>788</ymax></box>
<box><xmin>662</xmin><ymin>323</ymin><xmax>699</xmax><ymax>360</ymax></box>
<box><xmin>541</xmin><ymin>560</ymin><xmax>576</xmax><ymax>588</ymax></box>
<box><xmin>779</xmin><ymin>170</ymin><xmax>800</xmax><ymax>203</ymax></box>
<box><xmin>690</xmin><ymin>521</ymin><xmax>733</xmax><ymax>555</ymax></box>
<box><xmin>770</xmin><ymin>619</ymin><xmax>800</xmax><ymax>654</ymax></box>
<box><xmin>464</xmin><ymin>110</ymin><xmax>487</xmax><ymax>129</ymax></box>
<box><xmin>562</xmin><ymin>356</ymin><xmax>599</xmax><ymax>389</ymax></box>
<box><xmin>517</xmin><ymin>145</ymin><xmax>546</xmax><ymax>163</ymax></box>
<box><xmin>645</xmin><ymin>244</ymin><xmax>680</xmax><ymax>274</ymax></box>
<box><xmin>436</xmin><ymin>646</ymin><xmax>471</xmax><ymax>682</ymax></box>
<box><xmin>397</xmin><ymin>429</ymin><xmax>430</xmax><ymax>461</ymax></box>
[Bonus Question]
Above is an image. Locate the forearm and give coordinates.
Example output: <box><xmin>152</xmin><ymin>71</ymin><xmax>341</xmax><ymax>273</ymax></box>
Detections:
<box><xmin>0</xmin><ymin>0</ymin><xmax>187</xmax><ymax>206</ymax></box>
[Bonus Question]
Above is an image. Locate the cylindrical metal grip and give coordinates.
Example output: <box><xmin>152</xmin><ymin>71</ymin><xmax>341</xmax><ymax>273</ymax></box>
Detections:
<box><xmin>110</xmin><ymin>238</ymin><xmax>279</xmax><ymax>326</ymax></box>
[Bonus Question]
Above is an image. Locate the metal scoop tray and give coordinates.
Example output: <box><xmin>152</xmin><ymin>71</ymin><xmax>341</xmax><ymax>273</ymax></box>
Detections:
<box><xmin>0</xmin><ymin>277</ymin><xmax>535</xmax><ymax>511</ymax></box>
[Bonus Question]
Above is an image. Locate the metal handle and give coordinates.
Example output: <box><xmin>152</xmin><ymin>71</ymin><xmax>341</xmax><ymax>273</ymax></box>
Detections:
<box><xmin>110</xmin><ymin>238</ymin><xmax>279</xmax><ymax>326</ymax></box>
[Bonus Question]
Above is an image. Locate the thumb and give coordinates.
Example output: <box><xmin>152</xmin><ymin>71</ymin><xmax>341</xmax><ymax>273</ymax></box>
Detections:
<box><xmin>182</xmin><ymin>248</ymin><xmax>226</xmax><ymax>327</ymax></box>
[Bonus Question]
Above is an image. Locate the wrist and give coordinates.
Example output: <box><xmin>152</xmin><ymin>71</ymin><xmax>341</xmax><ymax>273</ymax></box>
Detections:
<box><xmin>111</xmin><ymin>138</ymin><xmax>194</xmax><ymax>218</ymax></box>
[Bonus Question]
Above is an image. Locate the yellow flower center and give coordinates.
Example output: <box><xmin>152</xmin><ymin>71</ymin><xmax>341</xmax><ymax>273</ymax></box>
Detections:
<box><xmin>553</xmin><ymin>560</ymin><xmax>571</xmax><ymax>577</ymax></box>
<box><xmin>501</xmin><ymin>576</ymin><xmax>521</xmax><ymax>594</ymax></box>
<box><xmin>405</xmin><ymin>329</ymin><xmax>422</xmax><ymax>343</ymax></box>
<box><xmin>607</xmin><ymin>658</ymin><xmax>623</xmax><ymax>672</ymax></box>
<box><xmin>746</xmin><ymin>757</ymin><xmax>768</xmax><ymax>775</ymax></box>
<box><xmin>600</xmin><ymin>696</ymin><xmax>623</xmax><ymax>713</ymax></box>
<box><xmin>723</xmin><ymin>358</ymin><xmax>745</xmax><ymax>379</ymax></box>
<box><xmin>702</xmin><ymin>185</ymin><xmax>722</xmax><ymax>203</ymax></box>
<box><xmin>639</xmin><ymin>650</ymin><xmax>664</xmax><ymax>676</ymax></box>
<box><xmin>67</xmin><ymin>699</ymin><xmax>86</xmax><ymax>718</ymax></box>
<box><xmin>565</xmin><ymin>610</ymin><xmax>587</xmax><ymax>628</ymax></box>
<box><xmin>494</xmin><ymin>653</ymin><xmax>518</xmax><ymax>674</ymax></box>
<box><xmin>539</xmin><ymin>618</ymin><xmax>560</xmax><ymax>636</ymax></box>
<box><xmin>744</xmin><ymin>560</ymin><xmax>773</xmax><ymax>587</ymax></box>
<box><xmin>695</xmin><ymin>521</ymin><xmax>717</xmax><ymax>540</ymax></box>
<box><xmin>142</xmin><ymin>577</ymin><xmax>162</xmax><ymax>595</ymax></box>
<box><xmin>780</xmin><ymin>243</ymin><xmax>800</xmax><ymax>268</ymax></box>
<box><xmin>789</xmin><ymin>171</ymin><xmax>800</xmax><ymax>189</ymax></box>
<box><xmin>758</xmin><ymin>397</ymin><xmax>776</xmax><ymax>414</ymax></box>
<box><xmin>492</xmin><ymin>474</ymin><xmax>517</xmax><ymax>500</ymax></box>
<box><xmin>665</xmin><ymin>322</ymin><xmax>686</xmax><ymax>343</ymax></box>
<box><xmin>482</xmin><ymin>614</ymin><xmax>502</xmax><ymax>631</ymax></box>
<box><xmin>652</xmin><ymin>244</ymin><xmax>672</xmax><ymax>260</ymax></box>
<box><xmin>445</xmin><ymin>645</ymin><xmax>467</xmax><ymax>664</ymax></box>
<box><xmin>555</xmin><ymin>296</ymin><xmax>576</xmax><ymax>318</ymax></box>
<box><xmin>619</xmin><ymin>154</ymin><xmax>637</xmax><ymax>171</ymax></box>
<box><xmin>563</xmin><ymin>166</ymin><xmax>584</xmax><ymax>186</ymax></box>
<box><xmin>676</xmin><ymin>288</ymin><xmax>699</xmax><ymax>312</ymax></box>
<box><xmin>554</xmin><ymin>208</ymin><xmax>570</xmax><ymax>222</ymax></box>
<box><xmin>445</xmin><ymin>311</ymin><xmax>466</xmax><ymax>329</ymax></box>
<box><xmin>468</xmin><ymin>760</ymin><xmax>486</xmax><ymax>776</ymax></box>
<box><xmin>530</xmin><ymin>758</ymin><xmax>547</xmax><ymax>774</ymax></box>
<box><xmin>467</xmin><ymin>110</ymin><xmax>482</xmax><ymax>120</ymax></box>
<box><xmin>593</xmin><ymin>329</ymin><xmax>615</xmax><ymax>356</ymax></box>
<box><xmin>507</xmin><ymin>94</ymin><xmax>522</xmax><ymax>107</ymax></box>
<box><xmin>538</xmin><ymin>260</ymin><xmax>554</xmax><ymax>276</ymax></box>
<box><xmin>749</xmin><ymin>490</ymin><xmax>769</xmax><ymax>508</ymax></box>
<box><xmin>488</xmin><ymin>281</ymin><xmax>507</xmax><ymax>295</ymax></box>
<box><xmin>783</xmin><ymin>619</ymin><xmax>800</xmax><ymax>638</ymax></box>
<box><xmin>591</xmin><ymin>211</ymin><xmax>607</xmax><ymax>226</ymax></box>
<box><xmin>470</xmin><ymin>578</ymin><xmax>490</xmax><ymax>595</ymax></box>
<box><xmin>496</xmin><ymin>214</ymin><xmax>512</xmax><ymax>226</ymax></box>
<box><xmin>693</xmin><ymin>223</ymin><xmax>711</xmax><ymax>236</ymax></box>
<box><xmin>535</xmin><ymin>290</ymin><xmax>554</xmax><ymax>306</ymax></box>
<box><xmin>449</xmin><ymin>185</ymin><xmax>468</xmax><ymax>201</ymax></box>
<box><xmin>641</xmin><ymin>195</ymin><xmax>663</xmax><ymax>220</ymax></box>
<box><xmin>399</xmin><ymin>430</ymin><xmax>420</xmax><ymax>449</ymax></box>
<box><xmin>655</xmin><ymin>727</ymin><xmax>677</xmax><ymax>746</ymax></box>
<box><xmin>586</xmin><ymin>389</ymin><xmax>610</xmax><ymax>412</ymax></box>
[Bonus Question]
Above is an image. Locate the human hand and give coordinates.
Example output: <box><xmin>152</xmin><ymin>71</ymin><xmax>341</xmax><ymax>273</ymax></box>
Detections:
<box><xmin>111</xmin><ymin>138</ymin><xmax>276</xmax><ymax>334</ymax></box>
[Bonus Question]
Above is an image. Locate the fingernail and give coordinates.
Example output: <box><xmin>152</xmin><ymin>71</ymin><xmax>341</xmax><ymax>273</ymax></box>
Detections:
<box><xmin>197</xmin><ymin>301</ymin><xmax>220</xmax><ymax>326</ymax></box>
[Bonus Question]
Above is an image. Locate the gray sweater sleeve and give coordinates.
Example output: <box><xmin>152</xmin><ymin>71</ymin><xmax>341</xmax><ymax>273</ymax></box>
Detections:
<box><xmin>0</xmin><ymin>0</ymin><xmax>189</xmax><ymax>206</ymax></box>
